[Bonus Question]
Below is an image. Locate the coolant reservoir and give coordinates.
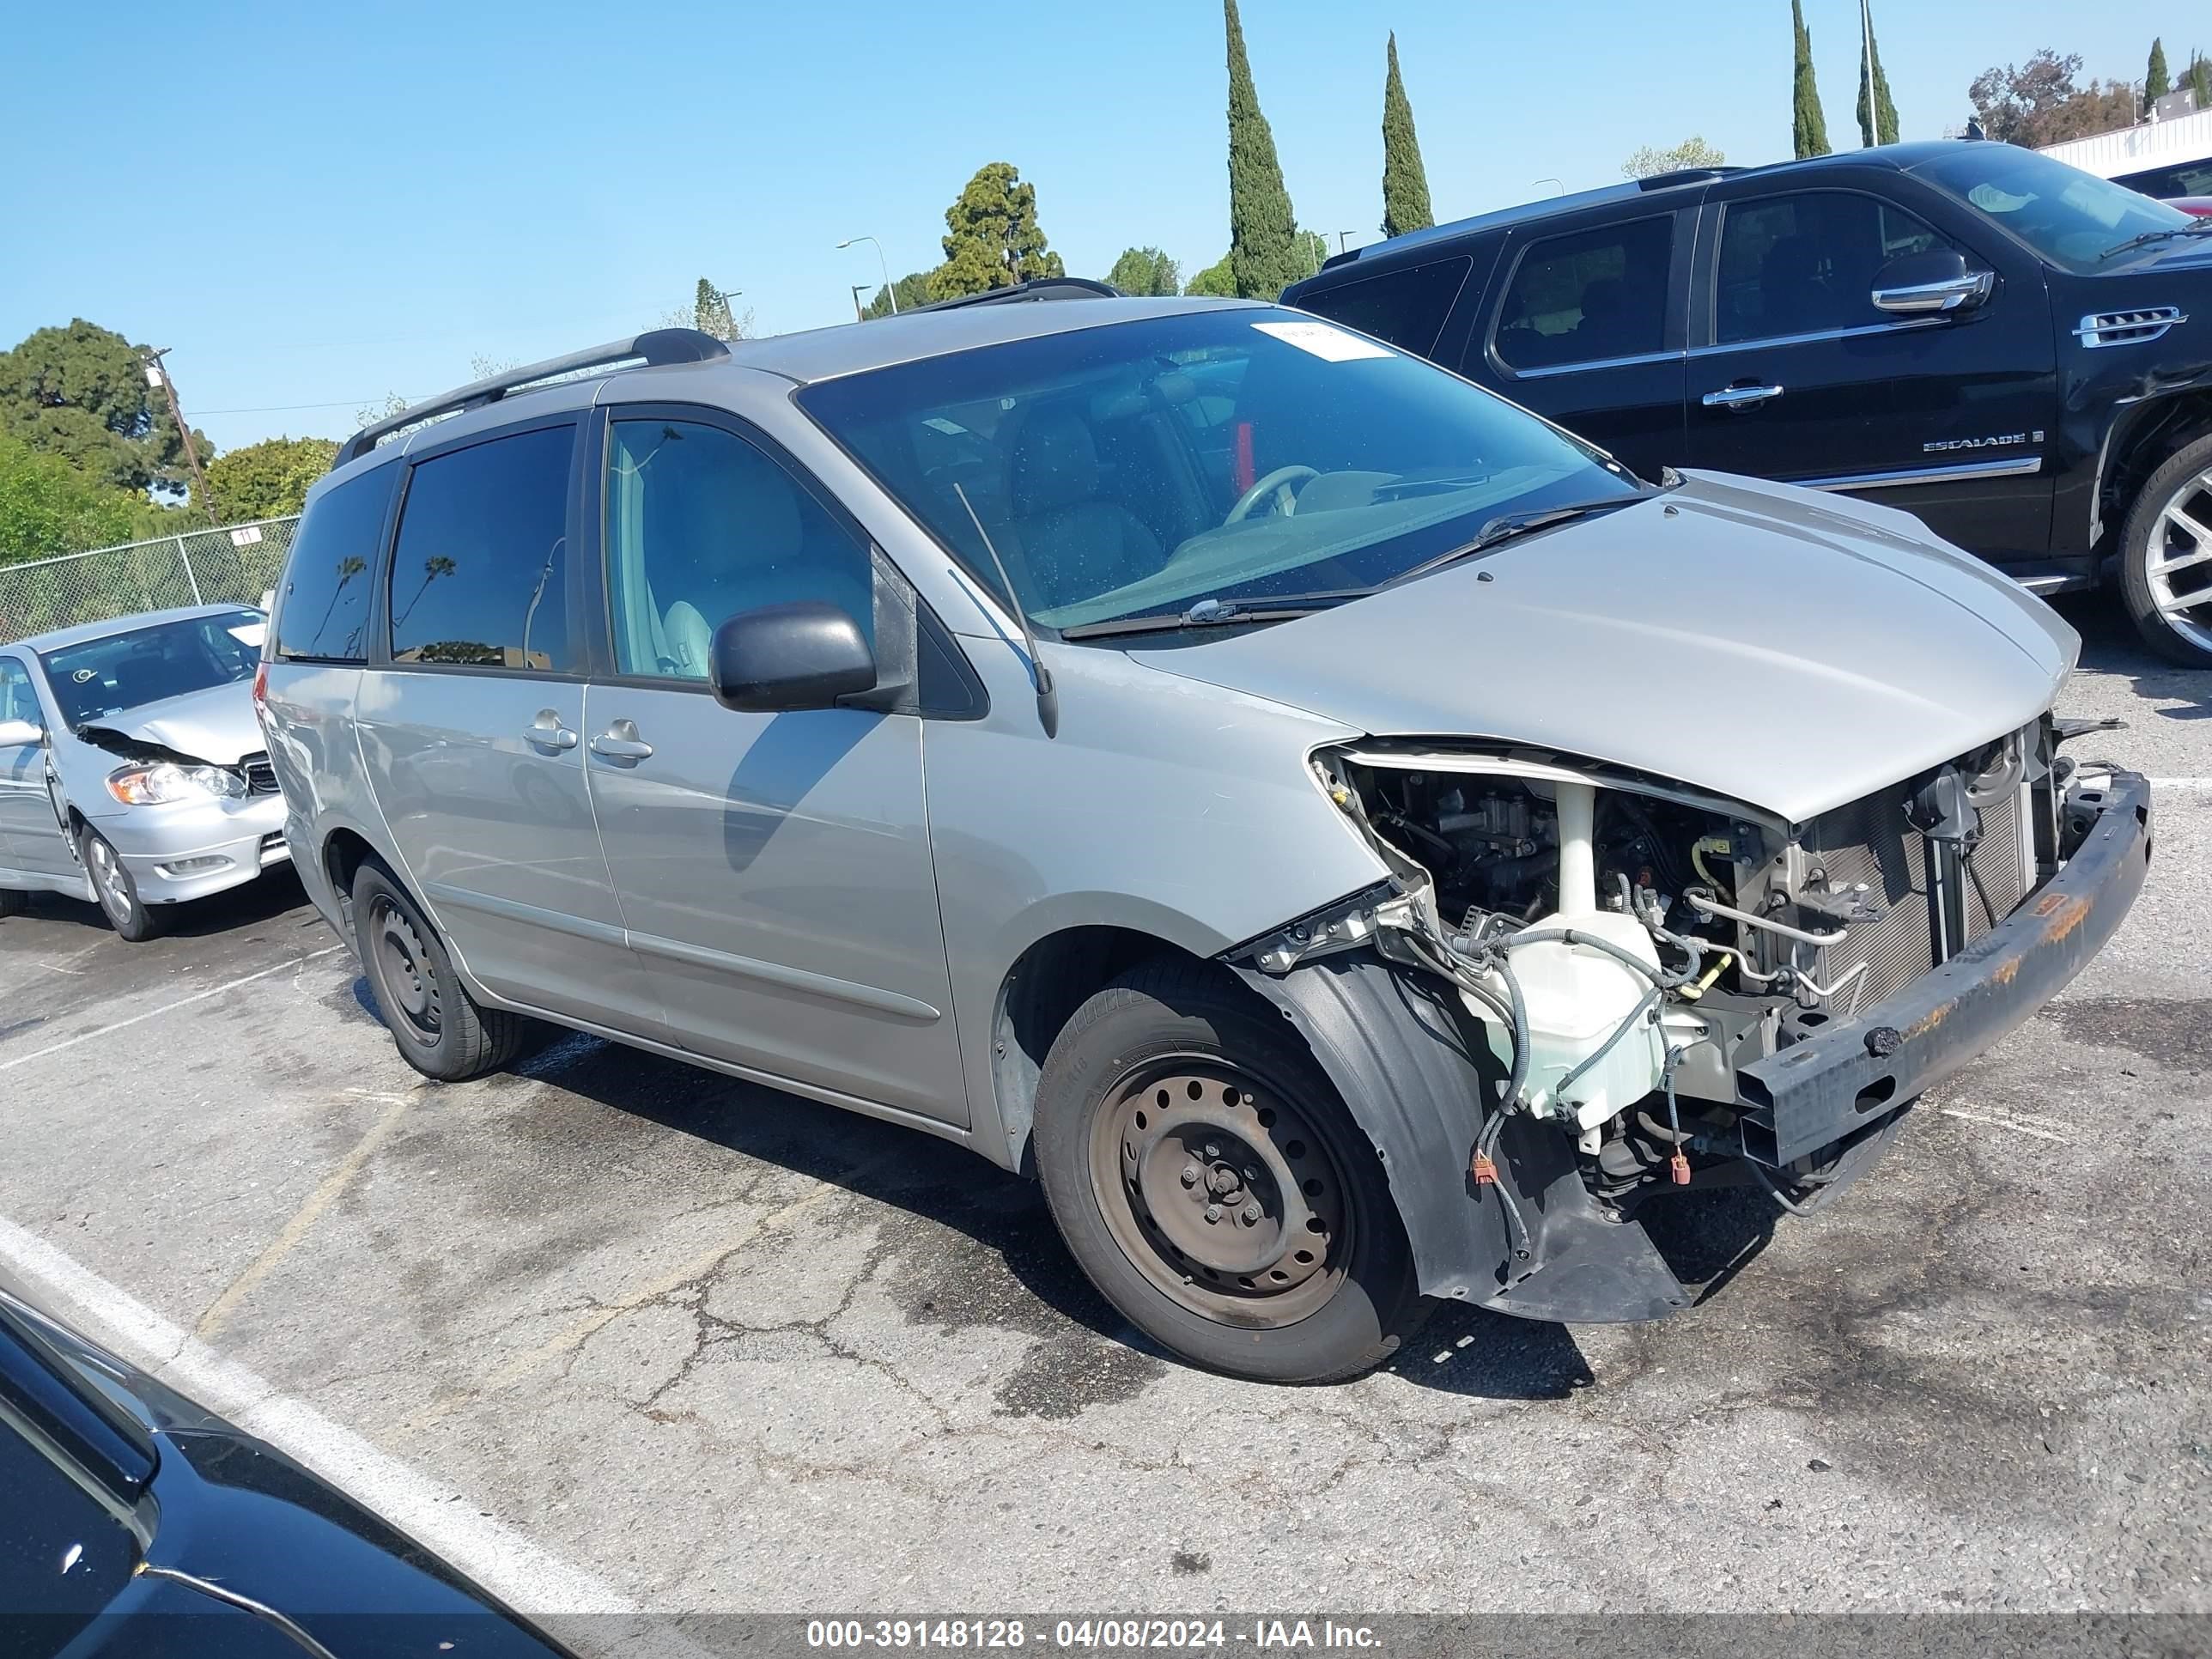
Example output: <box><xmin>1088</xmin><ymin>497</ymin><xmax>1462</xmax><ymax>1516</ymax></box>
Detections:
<box><xmin>1471</xmin><ymin>910</ymin><xmax>1667</xmax><ymax>1130</ymax></box>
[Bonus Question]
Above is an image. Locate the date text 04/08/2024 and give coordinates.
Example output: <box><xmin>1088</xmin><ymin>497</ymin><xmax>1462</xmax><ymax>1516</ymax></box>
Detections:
<box><xmin>803</xmin><ymin>1619</ymin><xmax>1382</xmax><ymax>1649</ymax></box>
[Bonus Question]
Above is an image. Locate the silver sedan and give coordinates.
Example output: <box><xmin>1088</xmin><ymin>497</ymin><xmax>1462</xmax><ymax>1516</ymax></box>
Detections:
<box><xmin>0</xmin><ymin>605</ymin><xmax>288</xmax><ymax>941</ymax></box>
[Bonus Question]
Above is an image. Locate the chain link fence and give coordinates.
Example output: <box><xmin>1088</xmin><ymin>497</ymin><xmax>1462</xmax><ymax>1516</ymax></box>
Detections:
<box><xmin>0</xmin><ymin>516</ymin><xmax>301</xmax><ymax>641</ymax></box>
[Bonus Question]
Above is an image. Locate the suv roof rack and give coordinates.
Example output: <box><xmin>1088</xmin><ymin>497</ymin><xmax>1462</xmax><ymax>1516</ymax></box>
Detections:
<box><xmin>1635</xmin><ymin>166</ymin><xmax>1742</xmax><ymax>190</ymax></box>
<box><xmin>900</xmin><ymin>276</ymin><xmax>1122</xmax><ymax>314</ymax></box>
<box><xmin>334</xmin><ymin>327</ymin><xmax>731</xmax><ymax>467</ymax></box>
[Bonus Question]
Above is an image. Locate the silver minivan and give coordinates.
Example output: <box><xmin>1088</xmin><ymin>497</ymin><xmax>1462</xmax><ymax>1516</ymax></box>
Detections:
<box><xmin>261</xmin><ymin>295</ymin><xmax>2148</xmax><ymax>1382</ymax></box>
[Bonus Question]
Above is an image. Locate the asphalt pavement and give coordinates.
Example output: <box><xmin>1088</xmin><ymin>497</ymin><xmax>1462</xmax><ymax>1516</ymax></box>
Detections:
<box><xmin>0</xmin><ymin>594</ymin><xmax>2204</xmax><ymax>1638</ymax></box>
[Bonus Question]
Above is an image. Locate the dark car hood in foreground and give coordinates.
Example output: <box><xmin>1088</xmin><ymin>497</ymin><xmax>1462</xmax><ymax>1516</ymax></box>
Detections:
<box><xmin>1132</xmin><ymin>471</ymin><xmax>2076</xmax><ymax>824</ymax></box>
<box><xmin>3</xmin><ymin>1290</ymin><xmax>574</xmax><ymax>1658</ymax></box>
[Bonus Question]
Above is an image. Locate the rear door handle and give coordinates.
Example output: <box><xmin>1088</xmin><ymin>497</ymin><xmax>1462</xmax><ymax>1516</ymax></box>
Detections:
<box><xmin>1701</xmin><ymin>382</ymin><xmax>1785</xmax><ymax>409</ymax></box>
<box><xmin>588</xmin><ymin>721</ymin><xmax>654</xmax><ymax>763</ymax></box>
<box><xmin>526</xmin><ymin>711</ymin><xmax>579</xmax><ymax>750</ymax></box>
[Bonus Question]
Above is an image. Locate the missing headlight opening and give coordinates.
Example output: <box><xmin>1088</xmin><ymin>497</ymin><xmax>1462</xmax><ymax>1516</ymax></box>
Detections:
<box><xmin>1261</xmin><ymin>724</ymin><xmax>2075</xmax><ymax>1219</ymax></box>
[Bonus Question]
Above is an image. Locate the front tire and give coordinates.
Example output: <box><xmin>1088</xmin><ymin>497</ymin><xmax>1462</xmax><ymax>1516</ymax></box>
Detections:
<box><xmin>351</xmin><ymin>860</ymin><xmax>530</xmax><ymax>1081</ymax></box>
<box><xmin>1033</xmin><ymin>958</ymin><xmax>1427</xmax><ymax>1384</ymax></box>
<box><xmin>79</xmin><ymin>827</ymin><xmax>158</xmax><ymax>942</ymax></box>
<box><xmin>2119</xmin><ymin>432</ymin><xmax>2212</xmax><ymax>666</ymax></box>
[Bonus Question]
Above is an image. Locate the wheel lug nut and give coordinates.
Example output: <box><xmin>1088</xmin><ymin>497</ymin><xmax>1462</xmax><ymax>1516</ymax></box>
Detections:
<box><xmin>1241</xmin><ymin>1201</ymin><xmax>1262</xmax><ymax>1224</ymax></box>
<box><xmin>1243</xmin><ymin>1167</ymin><xmax>1260</xmax><ymax>1185</ymax></box>
<box><xmin>1204</xmin><ymin>1203</ymin><xmax>1223</xmax><ymax>1224</ymax></box>
<box><xmin>1181</xmin><ymin>1164</ymin><xmax>1200</xmax><ymax>1187</ymax></box>
<box><xmin>1204</xmin><ymin>1142</ymin><xmax>1221</xmax><ymax>1159</ymax></box>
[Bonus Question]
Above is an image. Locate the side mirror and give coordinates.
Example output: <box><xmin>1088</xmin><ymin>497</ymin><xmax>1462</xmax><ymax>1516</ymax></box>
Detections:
<box><xmin>0</xmin><ymin>718</ymin><xmax>46</xmax><ymax>748</ymax></box>
<box><xmin>1871</xmin><ymin>248</ymin><xmax>1993</xmax><ymax>315</ymax></box>
<box><xmin>709</xmin><ymin>601</ymin><xmax>877</xmax><ymax>714</ymax></box>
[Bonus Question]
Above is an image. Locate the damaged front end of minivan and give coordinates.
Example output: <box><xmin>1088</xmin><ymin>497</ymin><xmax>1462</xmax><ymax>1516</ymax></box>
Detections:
<box><xmin>1224</xmin><ymin>721</ymin><xmax>2151</xmax><ymax>1323</ymax></box>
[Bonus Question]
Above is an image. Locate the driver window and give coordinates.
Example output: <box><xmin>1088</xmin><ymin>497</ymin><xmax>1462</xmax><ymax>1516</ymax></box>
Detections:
<box><xmin>605</xmin><ymin>420</ymin><xmax>873</xmax><ymax>682</ymax></box>
<box><xmin>0</xmin><ymin>659</ymin><xmax>35</xmax><ymax>729</ymax></box>
<box><xmin>1715</xmin><ymin>191</ymin><xmax>1960</xmax><ymax>344</ymax></box>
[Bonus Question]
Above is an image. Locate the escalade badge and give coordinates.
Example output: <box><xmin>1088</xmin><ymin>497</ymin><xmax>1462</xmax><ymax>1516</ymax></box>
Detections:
<box><xmin>1924</xmin><ymin>430</ymin><xmax>2042</xmax><ymax>453</ymax></box>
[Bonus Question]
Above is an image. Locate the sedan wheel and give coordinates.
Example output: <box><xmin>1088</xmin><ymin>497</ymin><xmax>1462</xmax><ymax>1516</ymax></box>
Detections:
<box><xmin>79</xmin><ymin>827</ymin><xmax>158</xmax><ymax>942</ymax></box>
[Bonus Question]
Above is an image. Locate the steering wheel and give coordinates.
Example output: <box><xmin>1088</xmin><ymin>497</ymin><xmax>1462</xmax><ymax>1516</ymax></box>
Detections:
<box><xmin>1224</xmin><ymin>465</ymin><xmax>1319</xmax><ymax>525</ymax></box>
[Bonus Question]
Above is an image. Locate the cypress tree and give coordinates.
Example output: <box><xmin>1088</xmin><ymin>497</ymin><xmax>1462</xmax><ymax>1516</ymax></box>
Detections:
<box><xmin>2145</xmin><ymin>39</ymin><xmax>2170</xmax><ymax>106</ymax></box>
<box><xmin>1855</xmin><ymin>1</ymin><xmax>1899</xmax><ymax>146</ymax></box>
<box><xmin>1380</xmin><ymin>33</ymin><xmax>1435</xmax><ymax>240</ymax></box>
<box><xmin>2194</xmin><ymin>52</ymin><xmax>2212</xmax><ymax>110</ymax></box>
<box><xmin>1792</xmin><ymin>0</ymin><xmax>1831</xmax><ymax>159</ymax></box>
<box><xmin>1224</xmin><ymin>0</ymin><xmax>1303</xmax><ymax>300</ymax></box>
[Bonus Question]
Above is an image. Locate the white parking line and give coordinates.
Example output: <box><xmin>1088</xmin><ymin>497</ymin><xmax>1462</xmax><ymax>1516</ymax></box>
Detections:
<box><xmin>1935</xmin><ymin>1105</ymin><xmax>2073</xmax><ymax>1145</ymax></box>
<box><xmin>0</xmin><ymin>1216</ymin><xmax>710</xmax><ymax>1650</ymax></box>
<box><xmin>0</xmin><ymin>946</ymin><xmax>343</xmax><ymax>1074</ymax></box>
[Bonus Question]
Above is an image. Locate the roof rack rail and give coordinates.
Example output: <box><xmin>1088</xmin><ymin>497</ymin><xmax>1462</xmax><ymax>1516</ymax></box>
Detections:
<box><xmin>334</xmin><ymin>327</ymin><xmax>731</xmax><ymax>466</ymax></box>
<box><xmin>900</xmin><ymin>276</ymin><xmax>1122</xmax><ymax>315</ymax></box>
<box><xmin>1635</xmin><ymin>166</ymin><xmax>1742</xmax><ymax>191</ymax></box>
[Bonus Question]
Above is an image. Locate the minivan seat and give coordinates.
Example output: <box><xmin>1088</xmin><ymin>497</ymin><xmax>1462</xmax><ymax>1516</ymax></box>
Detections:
<box><xmin>1005</xmin><ymin>407</ymin><xmax>1163</xmax><ymax>608</ymax></box>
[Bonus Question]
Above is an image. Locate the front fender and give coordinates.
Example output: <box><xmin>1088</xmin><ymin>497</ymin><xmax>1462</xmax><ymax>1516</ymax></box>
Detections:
<box><xmin>1231</xmin><ymin>950</ymin><xmax>1692</xmax><ymax>1323</ymax></box>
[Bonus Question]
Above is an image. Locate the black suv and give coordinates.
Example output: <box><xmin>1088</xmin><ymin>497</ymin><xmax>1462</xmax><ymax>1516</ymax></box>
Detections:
<box><xmin>1284</xmin><ymin>141</ymin><xmax>2212</xmax><ymax>665</ymax></box>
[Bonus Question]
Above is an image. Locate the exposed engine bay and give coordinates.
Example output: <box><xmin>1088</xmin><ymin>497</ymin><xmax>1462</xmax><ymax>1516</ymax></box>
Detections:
<box><xmin>1245</xmin><ymin>726</ymin><xmax>2081</xmax><ymax>1222</ymax></box>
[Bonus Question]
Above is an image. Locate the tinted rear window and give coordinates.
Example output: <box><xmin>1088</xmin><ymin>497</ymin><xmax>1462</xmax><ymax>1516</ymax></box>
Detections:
<box><xmin>388</xmin><ymin>425</ymin><xmax>573</xmax><ymax>672</ymax></box>
<box><xmin>274</xmin><ymin>464</ymin><xmax>398</xmax><ymax>663</ymax></box>
<box><xmin>1297</xmin><ymin>256</ymin><xmax>1473</xmax><ymax>356</ymax></box>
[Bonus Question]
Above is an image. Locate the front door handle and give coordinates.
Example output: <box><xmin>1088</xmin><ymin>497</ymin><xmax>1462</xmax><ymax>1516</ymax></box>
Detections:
<box><xmin>525</xmin><ymin>711</ymin><xmax>579</xmax><ymax>750</ymax></box>
<box><xmin>588</xmin><ymin>721</ymin><xmax>654</xmax><ymax>763</ymax></box>
<box><xmin>1702</xmin><ymin>382</ymin><xmax>1785</xmax><ymax>410</ymax></box>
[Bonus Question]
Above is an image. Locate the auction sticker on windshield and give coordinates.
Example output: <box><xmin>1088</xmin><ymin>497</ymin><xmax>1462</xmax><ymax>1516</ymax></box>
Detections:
<box><xmin>1252</xmin><ymin>319</ymin><xmax>1393</xmax><ymax>362</ymax></box>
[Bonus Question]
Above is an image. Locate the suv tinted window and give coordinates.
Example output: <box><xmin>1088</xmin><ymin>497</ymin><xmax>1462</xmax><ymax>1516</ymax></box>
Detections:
<box><xmin>389</xmin><ymin>426</ymin><xmax>573</xmax><ymax>672</ymax></box>
<box><xmin>1300</xmin><ymin>256</ymin><xmax>1472</xmax><ymax>355</ymax></box>
<box><xmin>606</xmin><ymin>419</ymin><xmax>873</xmax><ymax>680</ymax></box>
<box><xmin>1716</xmin><ymin>191</ymin><xmax>1954</xmax><ymax>343</ymax></box>
<box><xmin>273</xmin><ymin>463</ymin><xmax>398</xmax><ymax>663</ymax></box>
<box><xmin>1493</xmin><ymin>216</ymin><xmax>1673</xmax><ymax>371</ymax></box>
<box><xmin>2117</xmin><ymin>160</ymin><xmax>2212</xmax><ymax>198</ymax></box>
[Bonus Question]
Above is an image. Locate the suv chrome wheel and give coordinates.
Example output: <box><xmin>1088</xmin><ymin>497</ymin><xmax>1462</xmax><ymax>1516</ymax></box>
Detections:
<box><xmin>2144</xmin><ymin>465</ymin><xmax>2212</xmax><ymax>655</ymax></box>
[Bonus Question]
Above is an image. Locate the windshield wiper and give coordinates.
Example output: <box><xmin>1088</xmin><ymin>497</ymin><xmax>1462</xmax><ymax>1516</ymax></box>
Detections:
<box><xmin>2099</xmin><ymin>222</ymin><xmax>2212</xmax><ymax>261</ymax></box>
<box><xmin>1376</xmin><ymin>498</ymin><xmax>1639</xmax><ymax>592</ymax></box>
<box><xmin>1058</xmin><ymin>590</ymin><xmax>1364</xmax><ymax>640</ymax></box>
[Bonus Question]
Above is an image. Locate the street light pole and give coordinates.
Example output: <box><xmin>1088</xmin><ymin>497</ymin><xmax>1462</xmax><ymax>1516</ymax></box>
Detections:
<box><xmin>837</xmin><ymin>235</ymin><xmax>896</xmax><ymax>313</ymax></box>
<box><xmin>143</xmin><ymin>349</ymin><xmax>217</xmax><ymax>528</ymax></box>
<box><xmin>850</xmin><ymin>285</ymin><xmax>872</xmax><ymax>323</ymax></box>
<box><xmin>1336</xmin><ymin>229</ymin><xmax>1356</xmax><ymax>254</ymax></box>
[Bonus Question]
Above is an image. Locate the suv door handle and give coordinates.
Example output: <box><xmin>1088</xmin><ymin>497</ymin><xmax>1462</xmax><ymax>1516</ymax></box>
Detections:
<box><xmin>588</xmin><ymin>722</ymin><xmax>654</xmax><ymax>763</ymax></box>
<box><xmin>525</xmin><ymin>711</ymin><xmax>579</xmax><ymax>750</ymax></box>
<box><xmin>1702</xmin><ymin>382</ymin><xmax>1785</xmax><ymax>409</ymax></box>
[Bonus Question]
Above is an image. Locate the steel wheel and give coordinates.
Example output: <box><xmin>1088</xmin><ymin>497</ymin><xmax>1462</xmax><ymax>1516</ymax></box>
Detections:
<box><xmin>1087</xmin><ymin>1057</ymin><xmax>1352</xmax><ymax>1328</ymax></box>
<box><xmin>2144</xmin><ymin>465</ymin><xmax>2212</xmax><ymax>656</ymax></box>
<box><xmin>86</xmin><ymin>836</ymin><xmax>132</xmax><ymax>926</ymax></box>
<box><xmin>367</xmin><ymin>892</ymin><xmax>441</xmax><ymax>1043</ymax></box>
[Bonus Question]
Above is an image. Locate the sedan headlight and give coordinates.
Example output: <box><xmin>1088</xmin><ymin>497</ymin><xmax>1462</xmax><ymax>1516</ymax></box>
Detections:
<box><xmin>106</xmin><ymin>762</ymin><xmax>246</xmax><ymax>805</ymax></box>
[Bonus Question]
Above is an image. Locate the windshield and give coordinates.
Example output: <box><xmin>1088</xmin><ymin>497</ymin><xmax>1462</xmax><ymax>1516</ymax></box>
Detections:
<box><xmin>1914</xmin><ymin>144</ymin><xmax>2195</xmax><ymax>270</ymax></box>
<box><xmin>39</xmin><ymin>610</ymin><xmax>263</xmax><ymax>731</ymax></box>
<box><xmin>798</xmin><ymin>307</ymin><xmax>1644</xmax><ymax>631</ymax></box>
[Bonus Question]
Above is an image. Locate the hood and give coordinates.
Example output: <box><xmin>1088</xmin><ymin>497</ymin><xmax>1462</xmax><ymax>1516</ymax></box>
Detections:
<box><xmin>1128</xmin><ymin>471</ymin><xmax>2076</xmax><ymax>824</ymax></box>
<box><xmin>83</xmin><ymin>680</ymin><xmax>263</xmax><ymax>766</ymax></box>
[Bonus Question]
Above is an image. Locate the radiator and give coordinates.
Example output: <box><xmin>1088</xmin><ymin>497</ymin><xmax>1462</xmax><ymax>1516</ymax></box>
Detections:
<box><xmin>1802</xmin><ymin>770</ymin><xmax>2035</xmax><ymax>1008</ymax></box>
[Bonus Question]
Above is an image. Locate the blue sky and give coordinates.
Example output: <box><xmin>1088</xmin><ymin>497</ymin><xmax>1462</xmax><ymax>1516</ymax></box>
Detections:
<box><xmin>3</xmin><ymin>0</ymin><xmax>2191</xmax><ymax>453</ymax></box>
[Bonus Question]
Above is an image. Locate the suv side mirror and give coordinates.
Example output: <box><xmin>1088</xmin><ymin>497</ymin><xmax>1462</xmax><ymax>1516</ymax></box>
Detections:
<box><xmin>1871</xmin><ymin>248</ymin><xmax>1993</xmax><ymax>315</ymax></box>
<box><xmin>0</xmin><ymin>717</ymin><xmax>46</xmax><ymax>749</ymax></box>
<box><xmin>710</xmin><ymin>601</ymin><xmax>877</xmax><ymax>714</ymax></box>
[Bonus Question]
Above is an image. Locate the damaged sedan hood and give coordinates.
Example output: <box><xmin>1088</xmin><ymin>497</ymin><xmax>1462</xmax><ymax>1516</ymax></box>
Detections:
<box><xmin>81</xmin><ymin>680</ymin><xmax>264</xmax><ymax>766</ymax></box>
<box><xmin>1131</xmin><ymin>471</ymin><xmax>2076</xmax><ymax>823</ymax></box>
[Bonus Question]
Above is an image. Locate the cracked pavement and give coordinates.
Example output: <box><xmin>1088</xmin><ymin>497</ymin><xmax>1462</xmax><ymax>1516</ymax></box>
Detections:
<box><xmin>0</xmin><ymin>597</ymin><xmax>2205</xmax><ymax>1630</ymax></box>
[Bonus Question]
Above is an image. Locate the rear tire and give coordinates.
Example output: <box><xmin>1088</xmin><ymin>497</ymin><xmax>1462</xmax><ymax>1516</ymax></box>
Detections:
<box><xmin>2118</xmin><ymin>431</ymin><xmax>2212</xmax><ymax>666</ymax></box>
<box><xmin>79</xmin><ymin>827</ymin><xmax>158</xmax><ymax>943</ymax></box>
<box><xmin>0</xmin><ymin>888</ymin><xmax>25</xmax><ymax>919</ymax></box>
<box><xmin>351</xmin><ymin>859</ymin><xmax>530</xmax><ymax>1081</ymax></box>
<box><xmin>1032</xmin><ymin>957</ymin><xmax>1428</xmax><ymax>1384</ymax></box>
